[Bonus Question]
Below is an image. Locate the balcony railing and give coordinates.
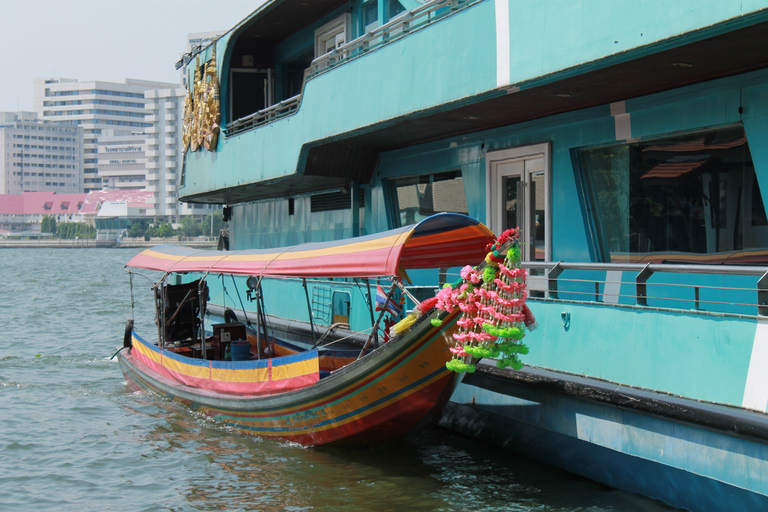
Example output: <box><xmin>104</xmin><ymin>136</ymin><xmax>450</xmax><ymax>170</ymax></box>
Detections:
<box><xmin>519</xmin><ymin>261</ymin><xmax>768</xmax><ymax>317</ymax></box>
<box><xmin>224</xmin><ymin>95</ymin><xmax>301</xmax><ymax>136</ymax></box>
<box><xmin>308</xmin><ymin>0</ymin><xmax>467</xmax><ymax>76</ymax></box>
<box><xmin>223</xmin><ymin>0</ymin><xmax>474</xmax><ymax>137</ymax></box>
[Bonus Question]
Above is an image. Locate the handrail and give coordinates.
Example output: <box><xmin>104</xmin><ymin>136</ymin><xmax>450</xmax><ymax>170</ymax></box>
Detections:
<box><xmin>308</xmin><ymin>0</ymin><xmax>466</xmax><ymax>76</ymax></box>
<box><xmin>225</xmin><ymin>95</ymin><xmax>301</xmax><ymax>136</ymax></box>
<box><xmin>521</xmin><ymin>260</ymin><xmax>768</xmax><ymax>316</ymax></box>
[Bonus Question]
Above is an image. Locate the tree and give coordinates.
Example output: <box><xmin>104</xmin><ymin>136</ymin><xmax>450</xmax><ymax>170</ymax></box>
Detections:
<box><xmin>202</xmin><ymin>210</ymin><xmax>229</xmax><ymax>236</ymax></box>
<box><xmin>156</xmin><ymin>221</ymin><xmax>175</xmax><ymax>238</ymax></box>
<box><xmin>56</xmin><ymin>222</ymin><xmax>95</xmax><ymax>239</ymax></box>
<box><xmin>144</xmin><ymin>223</ymin><xmax>156</xmax><ymax>239</ymax></box>
<box><xmin>41</xmin><ymin>215</ymin><xmax>56</xmax><ymax>234</ymax></box>
<box><xmin>128</xmin><ymin>220</ymin><xmax>147</xmax><ymax>238</ymax></box>
<box><xmin>178</xmin><ymin>216</ymin><xmax>202</xmax><ymax>237</ymax></box>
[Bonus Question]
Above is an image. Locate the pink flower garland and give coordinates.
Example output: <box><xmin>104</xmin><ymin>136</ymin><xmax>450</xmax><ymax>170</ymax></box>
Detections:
<box><xmin>435</xmin><ymin>227</ymin><xmax>536</xmax><ymax>373</ymax></box>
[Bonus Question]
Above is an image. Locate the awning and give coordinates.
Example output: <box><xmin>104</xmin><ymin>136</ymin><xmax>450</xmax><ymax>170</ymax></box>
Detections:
<box><xmin>125</xmin><ymin>213</ymin><xmax>495</xmax><ymax>278</ymax></box>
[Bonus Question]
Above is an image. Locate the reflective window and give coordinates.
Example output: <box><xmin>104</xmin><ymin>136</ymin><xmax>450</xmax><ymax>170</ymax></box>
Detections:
<box><xmin>390</xmin><ymin>170</ymin><xmax>467</xmax><ymax>227</ymax></box>
<box><xmin>580</xmin><ymin>125</ymin><xmax>767</xmax><ymax>264</ymax></box>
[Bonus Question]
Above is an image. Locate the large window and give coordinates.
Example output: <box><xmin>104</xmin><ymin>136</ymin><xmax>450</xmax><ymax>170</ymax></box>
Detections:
<box><xmin>389</xmin><ymin>170</ymin><xmax>468</xmax><ymax>227</ymax></box>
<box><xmin>580</xmin><ymin>125</ymin><xmax>767</xmax><ymax>264</ymax></box>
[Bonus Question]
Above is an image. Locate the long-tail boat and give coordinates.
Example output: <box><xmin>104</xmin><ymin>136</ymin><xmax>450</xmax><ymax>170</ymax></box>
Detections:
<box><xmin>117</xmin><ymin>213</ymin><xmax>495</xmax><ymax>446</ymax></box>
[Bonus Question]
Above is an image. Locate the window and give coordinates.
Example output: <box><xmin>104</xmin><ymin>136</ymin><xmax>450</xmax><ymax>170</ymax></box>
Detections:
<box><xmin>332</xmin><ymin>291</ymin><xmax>351</xmax><ymax>324</ymax></box>
<box><xmin>310</xmin><ymin>190</ymin><xmax>364</xmax><ymax>212</ymax></box>
<box><xmin>579</xmin><ymin>125</ymin><xmax>766</xmax><ymax>264</ymax></box>
<box><xmin>387</xmin><ymin>0</ymin><xmax>405</xmax><ymax>21</ymax></box>
<box><xmin>389</xmin><ymin>170</ymin><xmax>467</xmax><ymax>227</ymax></box>
<box><xmin>363</xmin><ymin>0</ymin><xmax>378</xmax><ymax>31</ymax></box>
<box><xmin>314</xmin><ymin>14</ymin><xmax>350</xmax><ymax>59</ymax></box>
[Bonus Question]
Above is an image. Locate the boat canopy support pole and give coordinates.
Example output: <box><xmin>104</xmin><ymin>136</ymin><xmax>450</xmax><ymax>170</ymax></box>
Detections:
<box><xmin>158</xmin><ymin>274</ymin><xmax>168</xmax><ymax>348</ymax></box>
<box><xmin>363</xmin><ymin>278</ymin><xmax>376</xmax><ymax>329</ymax></box>
<box><xmin>129</xmin><ymin>271</ymin><xmax>136</xmax><ymax>322</ymax></box>
<box><xmin>359</xmin><ymin>279</ymin><xmax>398</xmax><ymax>359</ymax></box>
<box><xmin>255</xmin><ymin>278</ymin><xmax>269</xmax><ymax>359</ymax></box>
<box><xmin>198</xmin><ymin>280</ymin><xmax>207</xmax><ymax>359</ymax></box>
<box><xmin>303</xmin><ymin>278</ymin><xmax>318</xmax><ymax>347</ymax></box>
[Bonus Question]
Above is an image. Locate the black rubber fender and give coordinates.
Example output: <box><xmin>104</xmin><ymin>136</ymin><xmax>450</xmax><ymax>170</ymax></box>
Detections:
<box><xmin>124</xmin><ymin>319</ymin><xmax>134</xmax><ymax>348</ymax></box>
<box><xmin>224</xmin><ymin>308</ymin><xmax>238</xmax><ymax>323</ymax></box>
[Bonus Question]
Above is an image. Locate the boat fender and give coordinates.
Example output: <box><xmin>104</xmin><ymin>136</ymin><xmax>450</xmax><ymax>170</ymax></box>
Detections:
<box><xmin>124</xmin><ymin>319</ymin><xmax>134</xmax><ymax>348</ymax></box>
<box><xmin>224</xmin><ymin>308</ymin><xmax>237</xmax><ymax>323</ymax></box>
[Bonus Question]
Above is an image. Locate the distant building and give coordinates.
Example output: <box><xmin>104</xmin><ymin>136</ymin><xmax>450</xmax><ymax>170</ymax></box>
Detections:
<box><xmin>144</xmin><ymin>87</ymin><xmax>186</xmax><ymax>221</ymax></box>
<box><xmin>0</xmin><ymin>191</ymin><xmax>86</xmax><ymax>232</ymax></box>
<box><xmin>0</xmin><ymin>189</ymin><xmax>153</xmax><ymax>234</ymax></box>
<box><xmin>0</xmin><ymin>111</ymin><xmax>83</xmax><ymax>195</ymax></box>
<box><xmin>80</xmin><ymin>188</ymin><xmax>155</xmax><ymax>235</ymax></box>
<box><xmin>33</xmin><ymin>78</ymin><xmax>178</xmax><ymax>193</ymax></box>
<box><xmin>97</xmin><ymin>130</ymin><xmax>148</xmax><ymax>190</ymax></box>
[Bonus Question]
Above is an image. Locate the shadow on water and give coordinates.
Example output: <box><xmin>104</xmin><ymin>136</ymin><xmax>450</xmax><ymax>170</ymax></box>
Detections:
<box><xmin>121</xmin><ymin>394</ymin><xmax>680</xmax><ymax>512</ymax></box>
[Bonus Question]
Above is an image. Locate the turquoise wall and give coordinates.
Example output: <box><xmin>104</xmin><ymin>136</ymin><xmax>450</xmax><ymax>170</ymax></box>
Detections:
<box><xmin>365</xmin><ymin>69</ymin><xmax>768</xmax><ymax>264</ymax></box>
<box><xmin>522</xmin><ymin>300</ymin><xmax>757</xmax><ymax>406</ymax></box>
<box><xmin>180</xmin><ymin>0</ymin><xmax>768</xmax><ymax>201</ymax></box>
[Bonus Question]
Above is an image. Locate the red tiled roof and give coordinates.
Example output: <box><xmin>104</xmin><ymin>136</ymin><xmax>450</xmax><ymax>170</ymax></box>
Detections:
<box><xmin>0</xmin><ymin>190</ymin><xmax>152</xmax><ymax>215</ymax></box>
<box><xmin>79</xmin><ymin>189</ymin><xmax>153</xmax><ymax>214</ymax></box>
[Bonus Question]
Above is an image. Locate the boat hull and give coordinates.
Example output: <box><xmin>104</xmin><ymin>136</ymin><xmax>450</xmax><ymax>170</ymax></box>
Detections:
<box><xmin>118</xmin><ymin>312</ymin><xmax>460</xmax><ymax>446</ymax></box>
<box><xmin>442</xmin><ymin>363</ymin><xmax>768</xmax><ymax>511</ymax></box>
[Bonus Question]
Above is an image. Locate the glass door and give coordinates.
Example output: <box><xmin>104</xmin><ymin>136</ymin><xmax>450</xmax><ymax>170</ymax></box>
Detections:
<box><xmin>487</xmin><ymin>143</ymin><xmax>550</xmax><ymax>262</ymax></box>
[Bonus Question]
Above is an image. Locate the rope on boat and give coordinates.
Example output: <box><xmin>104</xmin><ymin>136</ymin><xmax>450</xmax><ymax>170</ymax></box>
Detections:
<box><xmin>317</xmin><ymin>326</ymin><xmax>374</xmax><ymax>349</ymax></box>
<box><xmin>110</xmin><ymin>346</ymin><xmax>129</xmax><ymax>361</ymax></box>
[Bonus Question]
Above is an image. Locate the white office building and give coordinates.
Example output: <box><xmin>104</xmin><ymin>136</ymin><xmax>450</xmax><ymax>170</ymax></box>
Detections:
<box><xmin>97</xmin><ymin>130</ymin><xmax>148</xmax><ymax>191</ymax></box>
<box><xmin>144</xmin><ymin>87</ymin><xmax>193</xmax><ymax>221</ymax></box>
<box><xmin>0</xmin><ymin>111</ymin><xmax>83</xmax><ymax>195</ymax></box>
<box><xmin>34</xmin><ymin>78</ymin><xmax>178</xmax><ymax>193</ymax></box>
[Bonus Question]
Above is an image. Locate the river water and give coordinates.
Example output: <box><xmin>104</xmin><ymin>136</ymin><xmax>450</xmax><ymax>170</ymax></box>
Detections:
<box><xmin>0</xmin><ymin>248</ymin><xmax>679</xmax><ymax>512</ymax></box>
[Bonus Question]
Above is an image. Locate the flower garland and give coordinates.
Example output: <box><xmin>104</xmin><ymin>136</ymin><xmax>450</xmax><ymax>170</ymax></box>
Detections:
<box><xmin>433</xmin><ymin>228</ymin><xmax>536</xmax><ymax>373</ymax></box>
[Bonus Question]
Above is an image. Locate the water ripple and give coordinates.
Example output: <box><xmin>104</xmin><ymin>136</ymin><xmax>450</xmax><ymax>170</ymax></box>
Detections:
<box><xmin>0</xmin><ymin>249</ymin><xmax>679</xmax><ymax>512</ymax></box>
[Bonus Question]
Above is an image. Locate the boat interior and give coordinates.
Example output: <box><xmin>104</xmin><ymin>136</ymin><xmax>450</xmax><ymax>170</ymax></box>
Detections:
<box><xmin>153</xmin><ymin>276</ymin><xmax>388</xmax><ymax>373</ymax></box>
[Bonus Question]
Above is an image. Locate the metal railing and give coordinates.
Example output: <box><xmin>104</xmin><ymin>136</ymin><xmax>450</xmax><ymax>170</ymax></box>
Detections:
<box><xmin>224</xmin><ymin>0</ymin><xmax>474</xmax><ymax>137</ymax></box>
<box><xmin>308</xmin><ymin>0</ymin><xmax>467</xmax><ymax>76</ymax></box>
<box><xmin>224</xmin><ymin>95</ymin><xmax>301</xmax><ymax>136</ymax></box>
<box><xmin>523</xmin><ymin>261</ymin><xmax>768</xmax><ymax>316</ymax></box>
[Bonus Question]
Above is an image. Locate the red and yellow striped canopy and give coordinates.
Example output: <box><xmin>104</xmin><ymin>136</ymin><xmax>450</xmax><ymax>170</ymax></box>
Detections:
<box><xmin>125</xmin><ymin>213</ymin><xmax>494</xmax><ymax>278</ymax></box>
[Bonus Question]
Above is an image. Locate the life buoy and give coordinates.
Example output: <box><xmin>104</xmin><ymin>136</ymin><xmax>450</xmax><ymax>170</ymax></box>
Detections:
<box><xmin>124</xmin><ymin>319</ymin><xmax>134</xmax><ymax>348</ymax></box>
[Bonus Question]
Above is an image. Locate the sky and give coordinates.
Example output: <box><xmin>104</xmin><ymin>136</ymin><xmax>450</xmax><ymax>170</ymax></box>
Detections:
<box><xmin>0</xmin><ymin>0</ymin><xmax>267</xmax><ymax>112</ymax></box>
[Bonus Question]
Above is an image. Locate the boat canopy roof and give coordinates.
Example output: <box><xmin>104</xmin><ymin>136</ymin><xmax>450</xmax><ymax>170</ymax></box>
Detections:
<box><xmin>125</xmin><ymin>213</ymin><xmax>495</xmax><ymax>278</ymax></box>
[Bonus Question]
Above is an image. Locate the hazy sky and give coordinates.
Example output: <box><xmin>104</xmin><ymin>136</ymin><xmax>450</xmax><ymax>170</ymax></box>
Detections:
<box><xmin>0</xmin><ymin>0</ymin><xmax>267</xmax><ymax>112</ymax></box>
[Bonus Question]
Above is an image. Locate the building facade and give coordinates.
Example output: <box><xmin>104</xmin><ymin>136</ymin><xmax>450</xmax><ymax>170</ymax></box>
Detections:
<box><xmin>97</xmin><ymin>130</ymin><xmax>148</xmax><ymax>191</ymax></box>
<box><xmin>0</xmin><ymin>111</ymin><xmax>83</xmax><ymax>195</ymax></box>
<box><xmin>33</xmin><ymin>78</ymin><xmax>178</xmax><ymax>193</ymax></box>
<box><xmin>144</xmin><ymin>87</ymin><xmax>185</xmax><ymax>221</ymax></box>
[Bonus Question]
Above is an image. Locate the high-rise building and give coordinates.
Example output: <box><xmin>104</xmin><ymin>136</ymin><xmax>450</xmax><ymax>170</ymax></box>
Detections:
<box><xmin>0</xmin><ymin>111</ymin><xmax>83</xmax><ymax>195</ymax></box>
<box><xmin>144</xmin><ymin>87</ymin><xmax>187</xmax><ymax>221</ymax></box>
<box><xmin>33</xmin><ymin>78</ymin><xmax>178</xmax><ymax>193</ymax></box>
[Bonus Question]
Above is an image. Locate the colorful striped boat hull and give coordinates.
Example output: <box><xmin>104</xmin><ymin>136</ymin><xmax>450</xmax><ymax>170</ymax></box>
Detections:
<box><xmin>117</xmin><ymin>310</ymin><xmax>461</xmax><ymax>446</ymax></box>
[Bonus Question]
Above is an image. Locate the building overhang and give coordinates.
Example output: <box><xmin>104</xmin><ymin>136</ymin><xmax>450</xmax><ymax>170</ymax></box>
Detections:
<box><xmin>229</xmin><ymin>0</ymin><xmax>348</xmax><ymax>45</ymax></box>
<box><xmin>323</xmin><ymin>13</ymin><xmax>768</xmax><ymax>161</ymax></box>
<box><xmin>183</xmin><ymin>8</ymin><xmax>768</xmax><ymax>204</ymax></box>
